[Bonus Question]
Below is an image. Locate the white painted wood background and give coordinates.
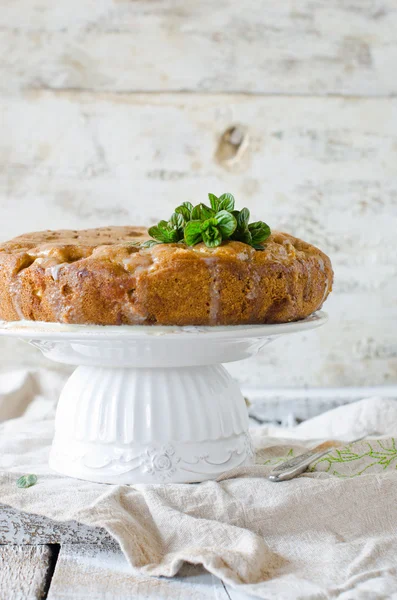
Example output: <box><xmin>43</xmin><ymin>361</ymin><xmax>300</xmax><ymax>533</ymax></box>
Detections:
<box><xmin>0</xmin><ymin>0</ymin><xmax>396</xmax><ymax>388</ymax></box>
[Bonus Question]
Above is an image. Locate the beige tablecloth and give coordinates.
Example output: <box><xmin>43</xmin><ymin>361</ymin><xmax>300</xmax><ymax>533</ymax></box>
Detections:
<box><xmin>1</xmin><ymin>369</ymin><xmax>397</xmax><ymax>599</ymax></box>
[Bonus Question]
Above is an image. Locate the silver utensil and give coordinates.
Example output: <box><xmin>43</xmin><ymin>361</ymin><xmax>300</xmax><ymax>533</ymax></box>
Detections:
<box><xmin>268</xmin><ymin>435</ymin><xmax>368</xmax><ymax>482</ymax></box>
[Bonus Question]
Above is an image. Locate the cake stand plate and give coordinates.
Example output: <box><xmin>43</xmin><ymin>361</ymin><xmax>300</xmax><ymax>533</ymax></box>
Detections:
<box><xmin>0</xmin><ymin>312</ymin><xmax>327</xmax><ymax>484</ymax></box>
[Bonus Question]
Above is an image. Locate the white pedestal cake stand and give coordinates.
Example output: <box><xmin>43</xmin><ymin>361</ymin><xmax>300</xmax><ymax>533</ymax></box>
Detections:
<box><xmin>0</xmin><ymin>312</ymin><xmax>327</xmax><ymax>484</ymax></box>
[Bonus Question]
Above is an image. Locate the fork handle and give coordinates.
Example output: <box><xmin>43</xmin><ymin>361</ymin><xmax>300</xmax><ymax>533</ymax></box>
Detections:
<box><xmin>268</xmin><ymin>449</ymin><xmax>330</xmax><ymax>482</ymax></box>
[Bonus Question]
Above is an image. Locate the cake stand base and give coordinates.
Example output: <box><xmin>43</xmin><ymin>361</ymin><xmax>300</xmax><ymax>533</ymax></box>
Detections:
<box><xmin>49</xmin><ymin>364</ymin><xmax>253</xmax><ymax>484</ymax></box>
<box><xmin>0</xmin><ymin>313</ymin><xmax>327</xmax><ymax>484</ymax></box>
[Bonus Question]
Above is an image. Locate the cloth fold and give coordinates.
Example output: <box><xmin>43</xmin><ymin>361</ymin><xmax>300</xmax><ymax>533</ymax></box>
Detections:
<box><xmin>1</xmin><ymin>369</ymin><xmax>397</xmax><ymax>599</ymax></box>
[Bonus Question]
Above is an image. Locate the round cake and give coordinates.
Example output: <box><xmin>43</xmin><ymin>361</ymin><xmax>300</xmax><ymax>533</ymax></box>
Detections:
<box><xmin>0</xmin><ymin>226</ymin><xmax>333</xmax><ymax>326</ymax></box>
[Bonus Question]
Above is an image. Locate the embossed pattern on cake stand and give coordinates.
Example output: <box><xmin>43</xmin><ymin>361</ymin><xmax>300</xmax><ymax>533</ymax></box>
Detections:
<box><xmin>0</xmin><ymin>313</ymin><xmax>327</xmax><ymax>484</ymax></box>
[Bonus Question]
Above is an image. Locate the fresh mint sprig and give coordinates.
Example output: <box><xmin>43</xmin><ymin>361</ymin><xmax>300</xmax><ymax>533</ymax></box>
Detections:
<box><xmin>231</xmin><ymin>206</ymin><xmax>271</xmax><ymax>250</ymax></box>
<box><xmin>146</xmin><ymin>193</ymin><xmax>271</xmax><ymax>250</ymax></box>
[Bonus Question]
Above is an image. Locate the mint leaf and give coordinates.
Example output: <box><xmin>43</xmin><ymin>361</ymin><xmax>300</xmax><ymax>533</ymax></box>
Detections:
<box><xmin>202</xmin><ymin>225</ymin><xmax>222</xmax><ymax>247</ymax></box>
<box><xmin>231</xmin><ymin>208</ymin><xmax>251</xmax><ymax>243</ymax></box>
<box><xmin>208</xmin><ymin>193</ymin><xmax>220</xmax><ymax>212</ymax></box>
<box><xmin>141</xmin><ymin>239</ymin><xmax>160</xmax><ymax>248</ymax></box>
<box><xmin>182</xmin><ymin>201</ymin><xmax>193</xmax><ymax>212</ymax></box>
<box><xmin>191</xmin><ymin>203</ymin><xmax>215</xmax><ymax>221</ymax></box>
<box><xmin>218</xmin><ymin>193</ymin><xmax>235</xmax><ymax>212</ymax></box>
<box><xmin>17</xmin><ymin>474</ymin><xmax>37</xmax><ymax>488</ymax></box>
<box><xmin>184</xmin><ymin>220</ymin><xmax>203</xmax><ymax>246</ymax></box>
<box><xmin>215</xmin><ymin>210</ymin><xmax>237</xmax><ymax>239</ymax></box>
<box><xmin>169</xmin><ymin>212</ymin><xmax>184</xmax><ymax>230</ymax></box>
<box><xmin>237</xmin><ymin>207</ymin><xmax>250</xmax><ymax>228</ymax></box>
<box><xmin>175</xmin><ymin>202</ymin><xmax>193</xmax><ymax>223</ymax></box>
<box><xmin>248</xmin><ymin>221</ymin><xmax>271</xmax><ymax>245</ymax></box>
<box><xmin>200</xmin><ymin>217</ymin><xmax>218</xmax><ymax>232</ymax></box>
<box><xmin>148</xmin><ymin>222</ymin><xmax>180</xmax><ymax>243</ymax></box>
<box><xmin>232</xmin><ymin>229</ymin><xmax>252</xmax><ymax>245</ymax></box>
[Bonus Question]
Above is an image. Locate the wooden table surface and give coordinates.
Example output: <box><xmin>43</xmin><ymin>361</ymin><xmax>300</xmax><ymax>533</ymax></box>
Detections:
<box><xmin>1</xmin><ymin>543</ymin><xmax>255</xmax><ymax>600</ymax></box>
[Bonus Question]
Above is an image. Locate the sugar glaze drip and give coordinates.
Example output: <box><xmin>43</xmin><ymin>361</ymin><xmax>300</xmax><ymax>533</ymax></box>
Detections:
<box><xmin>204</xmin><ymin>257</ymin><xmax>221</xmax><ymax>325</ymax></box>
<box><xmin>49</xmin><ymin>263</ymin><xmax>67</xmax><ymax>281</ymax></box>
<box><xmin>9</xmin><ymin>276</ymin><xmax>25</xmax><ymax>320</ymax></box>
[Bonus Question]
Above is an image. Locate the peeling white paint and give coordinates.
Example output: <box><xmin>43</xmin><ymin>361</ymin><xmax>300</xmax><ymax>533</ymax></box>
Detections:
<box><xmin>0</xmin><ymin>2</ymin><xmax>396</xmax><ymax>389</ymax></box>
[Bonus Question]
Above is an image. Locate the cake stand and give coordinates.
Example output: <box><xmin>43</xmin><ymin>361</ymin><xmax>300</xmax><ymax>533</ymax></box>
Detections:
<box><xmin>0</xmin><ymin>312</ymin><xmax>327</xmax><ymax>484</ymax></box>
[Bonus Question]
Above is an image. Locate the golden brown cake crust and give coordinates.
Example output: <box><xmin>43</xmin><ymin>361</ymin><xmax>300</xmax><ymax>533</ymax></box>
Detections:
<box><xmin>0</xmin><ymin>226</ymin><xmax>333</xmax><ymax>326</ymax></box>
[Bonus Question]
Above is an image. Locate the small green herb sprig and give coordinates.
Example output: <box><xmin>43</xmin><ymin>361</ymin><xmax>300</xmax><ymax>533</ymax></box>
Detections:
<box><xmin>145</xmin><ymin>193</ymin><xmax>271</xmax><ymax>250</ymax></box>
<box><xmin>16</xmin><ymin>474</ymin><xmax>37</xmax><ymax>488</ymax></box>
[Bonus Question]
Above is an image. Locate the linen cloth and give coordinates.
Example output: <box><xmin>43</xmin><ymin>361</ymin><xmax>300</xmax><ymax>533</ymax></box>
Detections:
<box><xmin>1</xmin><ymin>369</ymin><xmax>397</xmax><ymax>599</ymax></box>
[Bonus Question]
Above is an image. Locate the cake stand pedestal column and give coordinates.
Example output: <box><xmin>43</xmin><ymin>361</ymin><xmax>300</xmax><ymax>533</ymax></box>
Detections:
<box><xmin>49</xmin><ymin>364</ymin><xmax>253</xmax><ymax>484</ymax></box>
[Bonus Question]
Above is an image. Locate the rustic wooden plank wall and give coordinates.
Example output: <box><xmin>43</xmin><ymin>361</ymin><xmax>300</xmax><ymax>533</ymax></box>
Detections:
<box><xmin>0</xmin><ymin>0</ymin><xmax>396</xmax><ymax>388</ymax></box>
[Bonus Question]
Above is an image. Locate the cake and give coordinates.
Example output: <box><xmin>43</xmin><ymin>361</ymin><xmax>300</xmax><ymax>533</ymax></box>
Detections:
<box><xmin>0</xmin><ymin>226</ymin><xmax>333</xmax><ymax>326</ymax></box>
